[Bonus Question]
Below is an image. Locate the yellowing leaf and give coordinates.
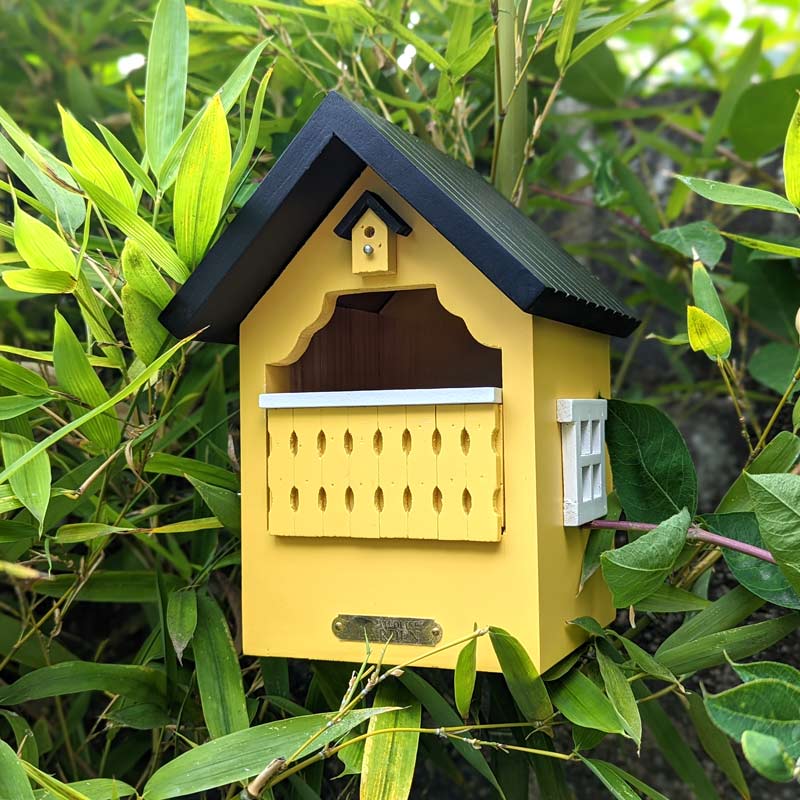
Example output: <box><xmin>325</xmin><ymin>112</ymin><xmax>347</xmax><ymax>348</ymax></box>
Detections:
<box><xmin>173</xmin><ymin>94</ymin><xmax>231</xmax><ymax>268</ymax></box>
<box><xmin>58</xmin><ymin>105</ymin><xmax>136</xmax><ymax>211</ymax></box>
<box><xmin>122</xmin><ymin>285</ymin><xmax>168</xmax><ymax>365</ymax></box>
<box><xmin>0</xmin><ymin>560</ymin><xmax>47</xmax><ymax>580</ymax></box>
<box><xmin>12</xmin><ymin>206</ymin><xmax>76</xmax><ymax>276</ymax></box>
<box><xmin>2</xmin><ymin>269</ymin><xmax>76</xmax><ymax>294</ymax></box>
<box><xmin>783</xmin><ymin>95</ymin><xmax>800</xmax><ymax>208</ymax></box>
<box><xmin>687</xmin><ymin>305</ymin><xmax>732</xmax><ymax>360</ymax></box>
<box><xmin>121</xmin><ymin>239</ymin><xmax>172</xmax><ymax>309</ymax></box>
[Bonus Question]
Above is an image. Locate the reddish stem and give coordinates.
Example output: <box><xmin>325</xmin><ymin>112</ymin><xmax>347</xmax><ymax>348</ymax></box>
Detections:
<box><xmin>588</xmin><ymin>519</ymin><xmax>777</xmax><ymax>565</ymax></box>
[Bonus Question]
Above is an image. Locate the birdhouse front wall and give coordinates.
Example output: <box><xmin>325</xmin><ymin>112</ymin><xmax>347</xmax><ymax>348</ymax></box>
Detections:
<box><xmin>239</xmin><ymin>168</ymin><xmax>609</xmax><ymax>672</ymax></box>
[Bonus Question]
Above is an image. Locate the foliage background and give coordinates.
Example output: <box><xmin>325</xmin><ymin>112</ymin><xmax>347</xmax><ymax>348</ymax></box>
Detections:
<box><xmin>1</xmin><ymin>0</ymin><xmax>800</xmax><ymax>798</ymax></box>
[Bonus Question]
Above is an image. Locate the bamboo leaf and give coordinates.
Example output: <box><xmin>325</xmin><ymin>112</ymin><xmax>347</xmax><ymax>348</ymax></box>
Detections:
<box><xmin>173</xmin><ymin>94</ymin><xmax>231</xmax><ymax>268</ymax></box>
<box><xmin>122</xmin><ymin>285</ymin><xmax>168</xmax><ymax>365</ymax></box>
<box><xmin>579</xmin><ymin>756</ymin><xmax>669</xmax><ymax>800</ymax></box>
<box><xmin>58</xmin><ymin>105</ymin><xmax>135</xmax><ymax>211</ymax></box>
<box><xmin>166</xmin><ymin>588</ymin><xmax>197</xmax><ymax>664</ymax></box>
<box><xmin>96</xmin><ymin>123</ymin><xmax>158</xmax><ymax>199</ymax></box>
<box><xmin>784</xmin><ymin>94</ymin><xmax>800</xmax><ymax>208</ymax></box>
<box><xmin>361</xmin><ymin>683</ymin><xmax>421</xmax><ymax>800</ymax></box>
<box><xmin>0</xmin><ymin>739</ymin><xmax>34</xmax><ymax>800</ymax></box>
<box><xmin>145</xmin><ymin>0</ymin><xmax>189</xmax><ymax>177</ymax></box>
<box><xmin>121</xmin><ymin>239</ymin><xmax>172</xmax><ymax>309</ymax></box>
<box><xmin>722</xmin><ymin>231</ymin><xmax>800</xmax><ymax>258</ymax></box>
<box><xmin>551</xmin><ymin>671</ymin><xmax>625</xmax><ymax>734</ymax></box>
<box><xmin>53</xmin><ymin>309</ymin><xmax>120</xmax><ymax>452</ymax></box>
<box><xmin>687</xmin><ymin>306</ymin><xmax>732</xmax><ymax>360</ymax></box>
<box><xmin>12</xmin><ymin>205</ymin><xmax>76</xmax><ymax>276</ymax></box>
<box><xmin>675</xmin><ymin>175</ymin><xmax>796</xmax><ymax>214</ymax></box>
<box><xmin>454</xmin><ymin>635</ymin><xmax>477</xmax><ymax>720</ymax></box>
<box><xmin>596</xmin><ymin>644</ymin><xmax>641</xmax><ymax>746</ymax></box>
<box><xmin>193</xmin><ymin>592</ymin><xmax>248</xmax><ymax>738</ymax></box>
<box><xmin>144</xmin><ymin>453</ymin><xmax>238</xmax><ymax>491</ymax></box>
<box><xmin>555</xmin><ymin>0</ymin><xmax>583</xmax><ymax>72</ymax></box>
<box><xmin>1</xmin><ymin>433</ymin><xmax>50</xmax><ymax>533</ymax></box>
<box><xmin>0</xmin><ymin>395</ymin><xmax>50</xmax><ymax>421</ymax></box>
<box><xmin>0</xmin><ymin>357</ymin><xmax>50</xmax><ymax>397</ymax></box>
<box><xmin>187</xmin><ymin>476</ymin><xmax>240</xmax><ymax>534</ymax></box>
<box><xmin>2</xmin><ymin>269</ymin><xmax>76</xmax><ymax>295</ymax></box>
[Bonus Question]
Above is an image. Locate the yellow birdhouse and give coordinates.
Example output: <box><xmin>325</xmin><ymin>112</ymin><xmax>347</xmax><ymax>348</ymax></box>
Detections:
<box><xmin>160</xmin><ymin>92</ymin><xmax>639</xmax><ymax>673</ymax></box>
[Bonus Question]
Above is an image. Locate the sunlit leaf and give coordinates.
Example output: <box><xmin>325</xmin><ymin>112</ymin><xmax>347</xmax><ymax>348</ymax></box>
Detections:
<box><xmin>1</xmin><ymin>433</ymin><xmax>50</xmax><ymax>533</ymax></box>
<box><xmin>12</xmin><ymin>205</ymin><xmax>76</xmax><ymax>276</ymax></box>
<box><xmin>2</xmin><ymin>269</ymin><xmax>76</xmax><ymax>295</ymax></box>
<box><xmin>687</xmin><ymin>306</ymin><xmax>732</xmax><ymax>359</ymax></box>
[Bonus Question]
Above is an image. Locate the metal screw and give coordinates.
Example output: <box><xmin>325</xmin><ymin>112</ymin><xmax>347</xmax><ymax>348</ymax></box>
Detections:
<box><xmin>363</xmin><ymin>244</ymin><xmax>374</xmax><ymax>256</ymax></box>
<box><xmin>431</xmin><ymin>626</ymin><xmax>441</xmax><ymax>639</ymax></box>
<box><xmin>334</xmin><ymin>620</ymin><xmax>344</xmax><ymax>632</ymax></box>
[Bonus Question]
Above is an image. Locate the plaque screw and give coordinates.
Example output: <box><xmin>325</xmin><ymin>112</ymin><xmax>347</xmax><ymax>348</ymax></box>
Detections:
<box><xmin>363</xmin><ymin>244</ymin><xmax>374</xmax><ymax>256</ymax></box>
<box><xmin>431</xmin><ymin>626</ymin><xmax>441</xmax><ymax>638</ymax></box>
<box><xmin>333</xmin><ymin>620</ymin><xmax>344</xmax><ymax>632</ymax></box>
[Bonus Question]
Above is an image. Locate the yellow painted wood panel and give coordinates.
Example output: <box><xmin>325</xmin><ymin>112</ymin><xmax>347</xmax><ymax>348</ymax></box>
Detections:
<box><xmin>464</xmin><ymin>404</ymin><xmax>504</xmax><ymax>542</ymax></box>
<box><xmin>292</xmin><ymin>408</ymin><xmax>323</xmax><ymax>537</ymax></box>
<box><xmin>404</xmin><ymin>405</ymin><xmax>439</xmax><ymax>540</ymax></box>
<box><xmin>266</xmin><ymin>409</ymin><xmax>296</xmax><ymax>536</ymax></box>
<box><xmin>434</xmin><ymin>404</ymin><xmax>465</xmax><ymax>541</ymax></box>
<box><xmin>320</xmin><ymin>408</ymin><xmax>350</xmax><ymax>537</ymax></box>
<box><xmin>378</xmin><ymin>406</ymin><xmax>408</xmax><ymax>538</ymax></box>
<box><xmin>348</xmin><ymin>408</ymin><xmax>380</xmax><ymax>538</ymax></box>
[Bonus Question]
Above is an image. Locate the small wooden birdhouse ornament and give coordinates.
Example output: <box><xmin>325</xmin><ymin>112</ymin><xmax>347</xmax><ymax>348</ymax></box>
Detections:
<box><xmin>161</xmin><ymin>92</ymin><xmax>639</xmax><ymax>673</ymax></box>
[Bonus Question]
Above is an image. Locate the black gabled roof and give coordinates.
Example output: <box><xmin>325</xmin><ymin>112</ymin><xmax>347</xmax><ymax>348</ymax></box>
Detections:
<box><xmin>160</xmin><ymin>91</ymin><xmax>638</xmax><ymax>343</ymax></box>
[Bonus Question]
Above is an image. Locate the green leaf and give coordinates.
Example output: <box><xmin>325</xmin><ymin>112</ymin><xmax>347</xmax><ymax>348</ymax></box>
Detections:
<box><xmin>0</xmin><ymin>358</ymin><xmax>50</xmax><ymax>397</ymax></box>
<box><xmin>600</xmin><ymin>508</ymin><xmax>690</xmax><ymax>607</ymax></box>
<box><xmin>784</xmin><ymin>94</ymin><xmax>800</xmax><ymax>207</ymax></box>
<box><xmin>596</xmin><ymin>644</ymin><xmax>641</xmax><ymax>746</ymax></box>
<box><xmin>58</xmin><ymin>105</ymin><xmax>135</xmax><ymax>211</ymax></box>
<box><xmin>0</xmin><ymin>739</ymin><xmax>34</xmax><ymax>800</ymax></box>
<box><xmin>142</xmin><ymin>708</ymin><xmax>390</xmax><ymax>800</ymax></box>
<box><xmin>96</xmin><ymin>123</ymin><xmax>158</xmax><ymax>199</ymax></box>
<box><xmin>361</xmin><ymin>683</ymin><xmax>420</xmax><ymax>800</ymax></box>
<box><xmin>692</xmin><ymin>257</ymin><xmax>729</xmax><ymax>331</ymax></box>
<box><xmin>193</xmin><ymin>592</ymin><xmax>248</xmax><ymax>738</ymax></box>
<box><xmin>634</xmin><ymin>584</ymin><xmax>711</xmax><ymax>612</ymax></box>
<box><xmin>745</xmin><ymin>473</ymin><xmax>800</xmax><ymax>595</ymax></box>
<box><xmin>448</xmin><ymin>24</ymin><xmax>495</xmax><ymax>82</ymax></box>
<box><xmin>12</xmin><ymin>206</ymin><xmax>76</xmax><ymax>275</ymax></box>
<box><xmin>550</xmin><ymin>671</ymin><xmax>624</xmax><ymax>734</ymax></box>
<box><xmin>652</xmin><ymin>221</ymin><xmax>725</xmax><ymax>268</ymax></box>
<box><xmin>687</xmin><ymin>306</ymin><xmax>732</xmax><ymax>360</ymax></box>
<box><xmin>173</xmin><ymin>94</ymin><xmax>231</xmax><ymax>268</ymax></box>
<box><xmin>748</xmin><ymin>343</ymin><xmax>800</xmax><ymax>396</ymax></box>
<box><xmin>1</xmin><ymin>433</ymin><xmax>50</xmax><ymax>533</ymax></box>
<box><xmin>686</xmin><ymin>693</ymin><xmax>750</xmax><ymax>800</ymax></box>
<box><xmin>1</xmin><ymin>709</ymin><xmax>37</xmax><ymax>766</ymax></box>
<box><xmin>656</xmin><ymin>614</ymin><xmax>800</xmax><ymax>674</ymax></box>
<box><xmin>612</xmin><ymin>635</ymin><xmax>677</xmax><ymax>685</ymax></box>
<box><xmin>144</xmin><ymin>453</ymin><xmax>238</xmax><ymax>491</ymax></box>
<box><xmin>0</xmin><ymin>661</ymin><xmax>166</xmax><ymax>707</ymax></box>
<box><xmin>731</xmin><ymin>658</ymin><xmax>800</xmax><ymax>684</ymax></box>
<box><xmin>0</xmin><ymin>611</ymin><xmax>75</xmax><ymax>667</ymax></box>
<box><xmin>53</xmin><ymin>309</ymin><xmax>120</xmax><ymax>452</ymax></box>
<box><xmin>2</xmin><ymin>269</ymin><xmax>76</xmax><ymax>295</ymax></box>
<box><xmin>454</xmin><ymin>635</ymin><xmax>477</xmax><ymax>720</ymax></box>
<box><xmin>187</xmin><ymin>475</ymin><xmax>240</xmax><ymax>534</ymax></box>
<box><xmin>489</xmin><ymin>627</ymin><xmax>552</xmax><ymax>723</ymax></box>
<box><xmin>675</xmin><ymin>175</ymin><xmax>796</xmax><ymax>214</ymax></box>
<box><xmin>702</xmin><ymin>27</ymin><xmax>762</xmax><ymax>158</ymax></box>
<box><xmin>730</xmin><ymin>75</ymin><xmax>800</xmax><ymax>160</ymax></box>
<box><xmin>705</xmin><ymin>512</ymin><xmax>800</xmax><ymax>610</ymax></box>
<box><xmin>606</xmin><ymin>399</ymin><xmax>697</xmax><ymax>523</ymax></box>
<box><xmin>579</xmin><ymin>757</ymin><xmax>669</xmax><ymax>800</ymax></box>
<box><xmin>75</xmin><ymin>176</ymin><xmax>188</xmax><ymax>283</ymax></box>
<box><xmin>122</xmin><ymin>286</ymin><xmax>168</xmax><ymax>365</ymax></box>
<box><xmin>145</xmin><ymin>0</ymin><xmax>188</xmax><ymax>177</ymax></box>
<box><xmin>741</xmin><ymin>730</ymin><xmax>796</xmax><ymax>782</ymax></box>
<box><xmin>718</xmin><ymin>431</ymin><xmax>800</xmax><ymax>513</ymax></box>
<box><xmin>166</xmin><ymin>588</ymin><xmax>197</xmax><ymax>664</ymax></box>
<box><xmin>723</xmin><ymin>231</ymin><xmax>800</xmax><ymax>259</ymax></box>
<box><xmin>121</xmin><ymin>239</ymin><xmax>172</xmax><ymax>309</ymax></box>
<box><xmin>32</xmin><ymin>778</ymin><xmax>135</xmax><ymax>800</ymax></box>
<box><xmin>555</xmin><ymin>0</ymin><xmax>583</xmax><ymax>72</ymax></box>
<box><xmin>33</xmin><ymin>571</ymin><xmax>181</xmax><ymax>604</ymax></box>
<box><xmin>706</xmin><ymin>678</ymin><xmax>800</xmax><ymax>759</ymax></box>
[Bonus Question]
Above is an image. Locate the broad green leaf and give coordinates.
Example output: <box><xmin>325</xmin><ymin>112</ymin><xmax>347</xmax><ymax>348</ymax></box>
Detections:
<box><xmin>0</xmin><ymin>661</ymin><xmax>166</xmax><ymax>707</ymax></box>
<box><xmin>704</xmin><ymin>512</ymin><xmax>800</xmax><ymax>610</ymax></box>
<box><xmin>454</xmin><ymin>635</ymin><xmax>477</xmax><ymax>720</ymax></box>
<box><xmin>122</xmin><ymin>285</ymin><xmax>168</xmax><ymax>365</ymax></box>
<box><xmin>398</xmin><ymin>670</ymin><xmax>505</xmax><ymax>799</ymax></box>
<box><xmin>784</xmin><ymin>95</ymin><xmax>800</xmax><ymax>207</ymax></box>
<box><xmin>0</xmin><ymin>332</ymin><xmax>197</xmax><ymax>487</ymax></box>
<box><xmin>723</xmin><ymin>231</ymin><xmax>800</xmax><ymax>259</ymax></box>
<box><xmin>1</xmin><ymin>433</ymin><xmax>50</xmax><ymax>533</ymax></box>
<box><xmin>550</xmin><ymin>671</ymin><xmax>624</xmax><ymax>734</ymax></box>
<box><xmin>145</xmin><ymin>0</ymin><xmax>188</xmax><ymax>177</ymax></box>
<box><xmin>686</xmin><ymin>693</ymin><xmax>749</xmax><ymax>800</ymax></box>
<box><xmin>142</xmin><ymin>708</ymin><xmax>390</xmax><ymax>800</ymax></box>
<box><xmin>702</xmin><ymin>27</ymin><xmax>762</xmax><ymax>158</ymax></box>
<box><xmin>2</xmin><ymin>269</ymin><xmax>76</xmax><ymax>295</ymax></box>
<box><xmin>748</xmin><ymin>343</ymin><xmax>800</xmax><ymax>396</ymax></box>
<box><xmin>53</xmin><ymin>310</ymin><xmax>120</xmax><ymax>452</ymax></box>
<box><xmin>96</xmin><ymin>123</ymin><xmax>158</xmax><ymax>199</ymax></box>
<box><xmin>606</xmin><ymin>399</ymin><xmax>697</xmax><ymax>523</ymax></box>
<box><xmin>634</xmin><ymin>584</ymin><xmax>711</xmax><ymax>612</ymax></box>
<box><xmin>361</xmin><ymin>683</ymin><xmax>421</xmax><ymax>800</ymax></box>
<box><xmin>706</xmin><ymin>678</ymin><xmax>800</xmax><ymax>759</ymax></box>
<box><xmin>579</xmin><ymin>757</ymin><xmax>669</xmax><ymax>800</ymax></box>
<box><xmin>58</xmin><ymin>105</ymin><xmax>135</xmax><ymax>211</ymax></box>
<box><xmin>600</xmin><ymin>508</ymin><xmax>690</xmax><ymax>607</ymax></box>
<box><xmin>489</xmin><ymin>627</ymin><xmax>552</xmax><ymax>722</ymax></box>
<box><xmin>193</xmin><ymin>592</ymin><xmax>248</xmax><ymax>738</ymax></box>
<box><xmin>121</xmin><ymin>239</ymin><xmax>172</xmax><ymax>309</ymax></box>
<box><xmin>166</xmin><ymin>588</ymin><xmax>197</xmax><ymax>664</ymax></box>
<box><xmin>555</xmin><ymin>0</ymin><xmax>583</xmax><ymax>71</ymax></box>
<box><xmin>718</xmin><ymin>431</ymin><xmax>800</xmax><ymax>513</ymax></box>
<box><xmin>12</xmin><ymin>206</ymin><xmax>76</xmax><ymax>275</ymax></box>
<box><xmin>0</xmin><ymin>739</ymin><xmax>34</xmax><ymax>800</ymax></box>
<box><xmin>580</xmin><ymin>493</ymin><xmax>620</xmax><ymax>593</ymax></box>
<box><xmin>568</xmin><ymin>0</ymin><xmax>665</xmax><ymax>66</ymax></box>
<box><xmin>652</xmin><ymin>221</ymin><xmax>725</xmax><ymax>268</ymax></box>
<box><xmin>596</xmin><ymin>644</ymin><xmax>641</xmax><ymax>746</ymax></box>
<box><xmin>144</xmin><ymin>453</ymin><xmax>238</xmax><ymax>491</ymax></box>
<box><xmin>687</xmin><ymin>306</ymin><xmax>732</xmax><ymax>360</ymax></box>
<box><xmin>0</xmin><ymin>357</ymin><xmax>50</xmax><ymax>397</ymax></box>
<box><xmin>75</xmin><ymin>176</ymin><xmax>188</xmax><ymax>283</ymax></box>
<box><xmin>745</xmin><ymin>473</ymin><xmax>800</xmax><ymax>595</ymax></box>
<box><xmin>174</xmin><ymin>95</ymin><xmax>231</xmax><ymax>268</ymax></box>
<box><xmin>731</xmin><ymin>658</ymin><xmax>800</xmax><ymax>685</ymax></box>
<box><xmin>675</xmin><ymin>175</ymin><xmax>796</xmax><ymax>214</ymax></box>
<box><xmin>656</xmin><ymin>614</ymin><xmax>800</xmax><ymax>674</ymax></box>
<box><xmin>741</xmin><ymin>730</ymin><xmax>796</xmax><ymax>782</ymax></box>
<box><xmin>187</xmin><ymin>475</ymin><xmax>240</xmax><ymax>534</ymax></box>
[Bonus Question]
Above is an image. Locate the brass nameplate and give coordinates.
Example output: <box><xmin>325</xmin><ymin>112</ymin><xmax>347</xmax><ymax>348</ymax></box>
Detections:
<box><xmin>332</xmin><ymin>614</ymin><xmax>443</xmax><ymax>646</ymax></box>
